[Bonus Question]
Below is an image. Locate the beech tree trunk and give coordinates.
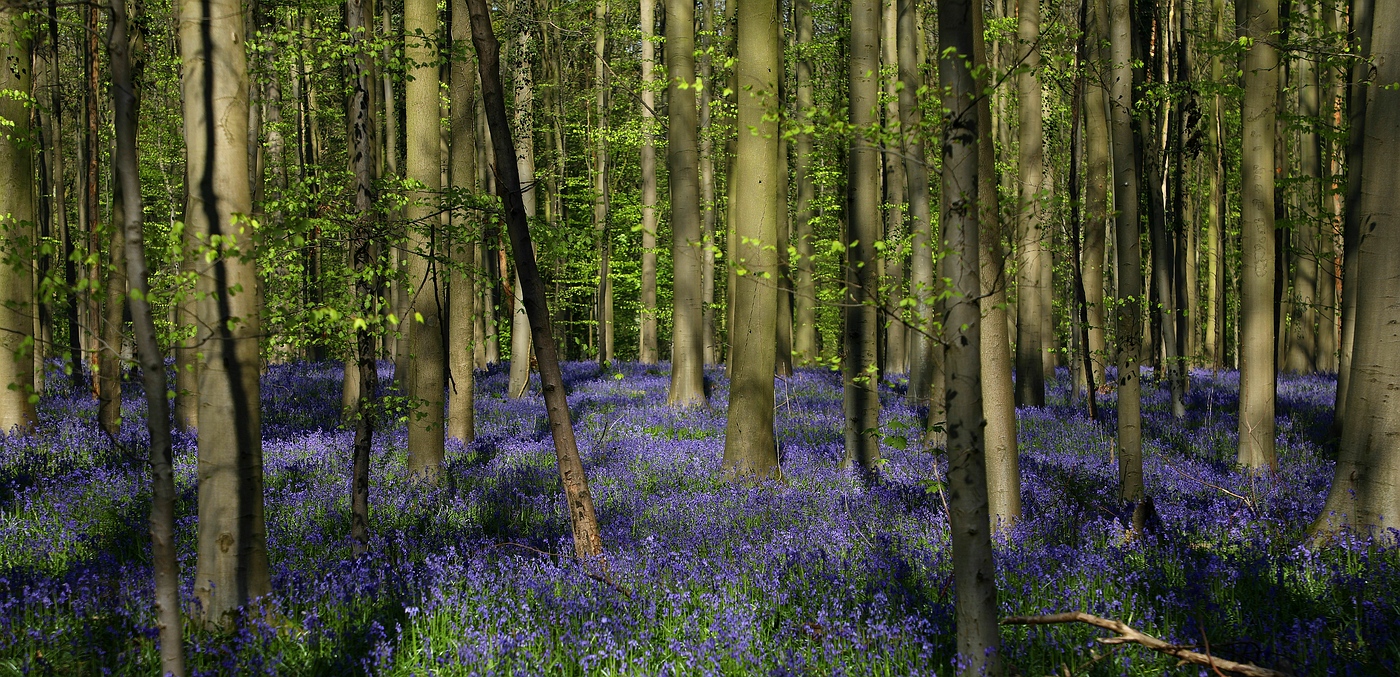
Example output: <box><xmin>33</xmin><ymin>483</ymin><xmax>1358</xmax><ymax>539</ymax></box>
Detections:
<box><xmin>792</xmin><ymin>0</ymin><xmax>817</xmax><ymax>367</ymax></box>
<box><xmin>940</xmin><ymin>2</ymin><xmax>1001</xmax><ymax>671</ymax></box>
<box><xmin>594</xmin><ymin>0</ymin><xmax>614</xmax><ymax>364</ymax></box>
<box><xmin>448</xmin><ymin>0</ymin><xmax>478</xmax><ymax>442</ymax></box>
<box><xmin>844</xmin><ymin>0</ymin><xmax>882</xmax><ymax>478</ymax></box>
<box><xmin>639</xmin><ymin>0</ymin><xmax>659</xmax><ymax>364</ymax></box>
<box><xmin>0</xmin><ymin>0</ymin><xmax>37</xmax><ymax>433</ymax></box>
<box><xmin>1204</xmin><ymin>0</ymin><xmax>1226</xmax><ymax>369</ymax></box>
<box><xmin>699</xmin><ymin>0</ymin><xmax>719</xmax><ymax>364</ymax></box>
<box><xmin>1015</xmin><ymin>0</ymin><xmax>1047</xmax><ymax>407</ymax></box>
<box><xmin>466</xmin><ymin>0</ymin><xmax>606</xmax><ymax>558</ymax></box>
<box><xmin>1238</xmin><ymin>0</ymin><xmax>1278</xmax><ymax>472</ymax></box>
<box><xmin>899</xmin><ymin>0</ymin><xmax>933</xmax><ymax>402</ymax></box>
<box><xmin>1335</xmin><ymin>0</ymin><xmax>1372</xmax><ymax>429</ymax></box>
<box><xmin>507</xmin><ymin>18</ymin><xmax>537</xmax><ymax>398</ymax></box>
<box><xmin>181</xmin><ymin>0</ymin><xmax>271</xmax><ymax>624</ymax></box>
<box><xmin>723</xmin><ymin>0</ymin><xmax>782</xmax><ymax>481</ymax></box>
<box><xmin>1083</xmin><ymin>0</ymin><xmax>1111</xmax><ymax>391</ymax></box>
<box><xmin>1316</xmin><ymin>1</ymin><xmax>1400</xmax><ymax>540</ymax></box>
<box><xmin>881</xmin><ymin>0</ymin><xmax>906</xmax><ymax>376</ymax></box>
<box><xmin>667</xmin><ymin>0</ymin><xmax>706</xmax><ymax>406</ymax></box>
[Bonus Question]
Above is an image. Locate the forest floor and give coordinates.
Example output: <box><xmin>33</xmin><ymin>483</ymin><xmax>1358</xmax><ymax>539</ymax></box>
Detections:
<box><xmin>0</xmin><ymin>360</ymin><xmax>1395</xmax><ymax>675</ymax></box>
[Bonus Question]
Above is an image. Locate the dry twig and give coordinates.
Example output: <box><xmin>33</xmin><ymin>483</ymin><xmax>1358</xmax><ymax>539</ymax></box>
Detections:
<box><xmin>491</xmin><ymin>542</ymin><xmax>633</xmax><ymax>600</ymax></box>
<box><xmin>1001</xmin><ymin>612</ymin><xmax>1292</xmax><ymax>677</ymax></box>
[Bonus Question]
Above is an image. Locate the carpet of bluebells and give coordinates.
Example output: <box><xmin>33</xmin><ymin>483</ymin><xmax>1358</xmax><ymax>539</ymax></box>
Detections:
<box><xmin>1</xmin><ymin>358</ymin><xmax>1396</xmax><ymax>676</ymax></box>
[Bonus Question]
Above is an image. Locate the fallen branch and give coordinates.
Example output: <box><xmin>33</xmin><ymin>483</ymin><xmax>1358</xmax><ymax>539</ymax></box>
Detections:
<box><xmin>491</xmin><ymin>542</ymin><xmax>633</xmax><ymax>600</ymax></box>
<box><xmin>1001</xmin><ymin>612</ymin><xmax>1292</xmax><ymax>677</ymax></box>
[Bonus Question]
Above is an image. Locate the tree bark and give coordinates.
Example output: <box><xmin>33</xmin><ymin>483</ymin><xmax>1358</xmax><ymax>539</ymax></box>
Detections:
<box><xmin>100</xmin><ymin>171</ymin><xmax>130</xmax><ymax>436</ymax></box>
<box><xmin>466</xmin><ymin>0</ymin><xmax>606</xmax><ymax>558</ymax></box>
<box><xmin>845</xmin><ymin>0</ymin><xmax>883</xmax><ymax>478</ymax></box>
<box><xmin>940</xmin><ymin>2</ymin><xmax>1002</xmax><ymax>671</ymax></box>
<box><xmin>0</xmin><ymin>0</ymin><xmax>37</xmax><ymax>433</ymax></box>
<box><xmin>1204</xmin><ymin>0</ymin><xmax>1226</xmax><ymax>369</ymax></box>
<box><xmin>111</xmin><ymin>0</ymin><xmax>183</xmax><ymax>668</ymax></box>
<box><xmin>793</xmin><ymin>0</ymin><xmax>817</xmax><ymax>367</ymax></box>
<box><xmin>700</xmin><ymin>0</ymin><xmax>719</xmax><ymax>364</ymax></box>
<box><xmin>639</xmin><ymin>0</ymin><xmax>659</xmax><ymax>364</ymax></box>
<box><xmin>404</xmin><ymin>0</ymin><xmax>446</xmax><ymax>476</ymax></box>
<box><xmin>1238</xmin><ymin>0</ymin><xmax>1278</xmax><ymax>472</ymax></box>
<box><xmin>594</xmin><ymin>0</ymin><xmax>613</xmax><ymax>365</ymax></box>
<box><xmin>901</xmin><ymin>0</ymin><xmax>934</xmax><ymax>404</ymax></box>
<box><xmin>723</xmin><ymin>0</ymin><xmax>782</xmax><ymax>481</ymax></box>
<box><xmin>181</xmin><ymin>0</ymin><xmax>271</xmax><ymax>624</ymax></box>
<box><xmin>1084</xmin><ymin>0</ymin><xmax>1111</xmax><ymax>390</ymax></box>
<box><xmin>1015</xmin><ymin>0</ymin><xmax>1047</xmax><ymax>407</ymax></box>
<box><xmin>44</xmin><ymin>3</ymin><xmax>83</xmax><ymax>395</ymax></box>
<box><xmin>448</xmin><ymin>0</ymin><xmax>478</xmax><ymax>442</ymax></box>
<box><xmin>1335</xmin><ymin>0</ymin><xmax>1372</xmax><ymax>429</ymax></box>
<box><xmin>881</xmin><ymin>0</ymin><xmax>907</xmax><ymax>376</ymax></box>
<box><xmin>507</xmin><ymin>14</ymin><xmax>537</xmax><ymax>398</ymax></box>
<box><xmin>1109</xmin><ymin>0</ymin><xmax>1145</xmax><ymax>506</ymax></box>
<box><xmin>1315</xmin><ymin>1</ymin><xmax>1400</xmax><ymax>540</ymax></box>
<box><xmin>666</xmin><ymin>0</ymin><xmax>706</xmax><ymax>406</ymax></box>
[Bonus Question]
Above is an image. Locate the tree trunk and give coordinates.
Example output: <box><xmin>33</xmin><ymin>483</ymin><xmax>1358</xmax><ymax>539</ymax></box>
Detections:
<box><xmin>700</xmin><ymin>0</ymin><xmax>719</xmax><ymax>364</ymax></box>
<box><xmin>775</xmin><ymin>134</ymin><xmax>794</xmax><ymax>378</ymax></box>
<box><xmin>1315</xmin><ymin>2</ymin><xmax>1400</xmax><ymax>540</ymax></box>
<box><xmin>844</xmin><ymin>0</ymin><xmax>882</xmax><ymax>478</ymax></box>
<box><xmin>793</xmin><ymin>0</ymin><xmax>817</xmax><ymax>367</ymax></box>
<box><xmin>1238</xmin><ymin>0</ymin><xmax>1278</xmax><ymax>472</ymax></box>
<box><xmin>99</xmin><ymin>174</ymin><xmax>129</xmax><ymax>436</ymax></box>
<box><xmin>44</xmin><ymin>3</ymin><xmax>83</xmax><ymax>394</ymax></box>
<box><xmin>901</xmin><ymin>0</ymin><xmax>934</xmax><ymax>404</ymax></box>
<box><xmin>404</xmin><ymin>0</ymin><xmax>446</xmax><ymax>476</ymax></box>
<box><xmin>1015</xmin><ymin>0</ymin><xmax>1047</xmax><ymax>407</ymax></box>
<box><xmin>181</xmin><ymin>0</ymin><xmax>271</xmax><ymax>624</ymax></box>
<box><xmin>0</xmin><ymin>2</ymin><xmax>37</xmax><ymax>433</ymax></box>
<box><xmin>881</xmin><ymin>0</ymin><xmax>907</xmax><ymax>376</ymax></box>
<box><xmin>466</xmin><ymin>0</ymin><xmax>606</xmax><ymax>558</ymax></box>
<box><xmin>723</xmin><ymin>0</ymin><xmax>782</xmax><ymax>481</ymax></box>
<box><xmin>973</xmin><ymin>0</ymin><xmax>1019</xmax><ymax>527</ymax></box>
<box><xmin>1204</xmin><ymin>0</ymin><xmax>1226</xmax><ymax>369</ymax></box>
<box><xmin>594</xmin><ymin>0</ymin><xmax>613</xmax><ymax>365</ymax></box>
<box><xmin>1336</xmin><ymin>0</ymin><xmax>1372</xmax><ymax>427</ymax></box>
<box><xmin>1109</xmin><ymin>0</ymin><xmax>1145</xmax><ymax>508</ymax></box>
<box><xmin>639</xmin><ymin>0</ymin><xmax>659</xmax><ymax>364</ymax></box>
<box><xmin>110</xmin><ymin>0</ymin><xmax>183</xmax><ymax>668</ymax></box>
<box><xmin>1287</xmin><ymin>4</ymin><xmax>1321</xmax><ymax>375</ymax></box>
<box><xmin>507</xmin><ymin>18</ymin><xmax>537</xmax><ymax>398</ymax></box>
<box><xmin>83</xmin><ymin>2</ymin><xmax>100</xmax><ymax>388</ymax></box>
<box><xmin>448</xmin><ymin>0</ymin><xmax>478</xmax><ymax>442</ymax></box>
<box><xmin>1083</xmin><ymin>0</ymin><xmax>1110</xmax><ymax>390</ymax></box>
<box><xmin>940</xmin><ymin>2</ymin><xmax>1002</xmax><ymax>671</ymax></box>
<box><xmin>667</xmin><ymin>0</ymin><xmax>706</xmax><ymax>406</ymax></box>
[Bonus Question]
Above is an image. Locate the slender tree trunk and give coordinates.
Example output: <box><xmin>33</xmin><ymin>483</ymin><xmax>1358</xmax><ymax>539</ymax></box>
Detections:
<box><xmin>111</xmin><ymin>0</ymin><xmax>183</xmax><ymax>667</ymax></box>
<box><xmin>448</xmin><ymin>0</ymin><xmax>478</xmax><ymax>442</ymax></box>
<box><xmin>1285</xmin><ymin>6</ymin><xmax>1321</xmax><ymax>374</ymax></box>
<box><xmin>845</xmin><ymin>0</ymin><xmax>882</xmax><ymax>477</ymax></box>
<box><xmin>973</xmin><ymin>0</ymin><xmax>1019</xmax><ymax>527</ymax></box>
<box><xmin>793</xmin><ymin>0</ymin><xmax>817</xmax><ymax>367</ymax></box>
<box><xmin>1335</xmin><ymin>0</ymin><xmax>1371</xmax><ymax>431</ymax></box>
<box><xmin>1315</xmin><ymin>2</ymin><xmax>1400</xmax><ymax>541</ymax></box>
<box><xmin>1015</xmin><ymin>0</ymin><xmax>1047</xmax><ymax>407</ymax></box>
<box><xmin>775</xmin><ymin>134</ymin><xmax>793</xmax><ymax>378</ymax></box>
<box><xmin>639</xmin><ymin>0</ymin><xmax>659</xmax><ymax>364</ymax></box>
<box><xmin>182</xmin><ymin>0</ymin><xmax>271</xmax><ymax>624</ymax></box>
<box><xmin>900</xmin><ymin>0</ymin><xmax>934</xmax><ymax>403</ymax></box>
<box><xmin>0</xmin><ymin>2</ymin><xmax>37</xmax><ymax>432</ymax></box>
<box><xmin>1109</xmin><ymin>0</ymin><xmax>1145</xmax><ymax>509</ymax></box>
<box><xmin>667</xmin><ymin>0</ymin><xmax>706</xmax><ymax>406</ymax></box>
<box><xmin>99</xmin><ymin>176</ymin><xmax>129</xmax><ymax>436</ymax></box>
<box><xmin>507</xmin><ymin>17</ymin><xmax>537</xmax><ymax>398</ymax></box>
<box><xmin>594</xmin><ymin>0</ymin><xmax>613</xmax><ymax>364</ymax></box>
<box><xmin>404</xmin><ymin>0</ymin><xmax>446</xmax><ymax>476</ymax></box>
<box><xmin>1204</xmin><ymin>0</ymin><xmax>1225</xmax><ymax>369</ymax></box>
<box><xmin>1084</xmin><ymin>0</ymin><xmax>1110</xmax><ymax>390</ymax></box>
<box><xmin>466</xmin><ymin>0</ymin><xmax>606</xmax><ymax>558</ymax></box>
<box><xmin>1238</xmin><ymin>0</ymin><xmax>1278</xmax><ymax>472</ymax></box>
<box><xmin>940</xmin><ymin>2</ymin><xmax>1001</xmax><ymax>671</ymax></box>
<box><xmin>700</xmin><ymin>0</ymin><xmax>718</xmax><ymax>364</ymax></box>
<box><xmin>723</xmin><ymin>0</ymin><xmax>782</xmax><ymax>481</ymax></box>
<box><xmin>881</xmin><ymin>0</ymin><xmax>907</xmax><ymax>376</ymax></box>
<box><xmin>45</xmin><ymin>4</ymin><xmax>82</xmax><ymax>394</ymax></box>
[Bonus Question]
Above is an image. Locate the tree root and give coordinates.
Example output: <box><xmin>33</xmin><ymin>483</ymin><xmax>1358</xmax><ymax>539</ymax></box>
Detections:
<box><xmin>1001</xmin><ymin>612</ymin><xmax>1292</xmax><ymax>677</ymax></box>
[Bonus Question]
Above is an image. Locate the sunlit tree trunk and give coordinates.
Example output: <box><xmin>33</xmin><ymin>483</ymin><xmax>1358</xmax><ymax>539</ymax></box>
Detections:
<box><xmin>881</xmin><ymin>0</ymin><xmax>906</xmax><ymax>376</ymax></box>
<box><xmin>507</xmin><ymin>14</ymin><xmax>537</xmax><ymax>398</ymax></box>
<box><xmin>639</xmin><ymin>0</ymin><xmax>659</xmax><ymax>364</ymax></box>
<box><xmin>792</xmin><ymin>0</ymin><xmax>817</xmax><ymax>367</ymax></box>
<box><xmin>901</xmin><ymin>0</ymin><xmax>934</xmax><ymax>404</ymax></box>
<box><xmin>1204</xmin><ymin>0</ymin><xmax>1226</xmax><ymax>370</ymax></box>
<box><xmin>1238</xmin><ymin>0</ymin><xmax>1278</xmax><ymax>472</ymax></box>
<box><xmin>448</xmin><ymin>0</ymin><xmax>477</xmax><ymax>442</ymax></box>
<box><xmin>699</xmin><ymin>0</ymin><xmax>719</xmax><ymax>364</ymax></box>
<box><xmin>181</xmin><ymin>0</ymin><xmax>271</xmax><ymax>624</ymax></box>
<box><xmin>404</xmin><ymin>0</ymin><xmax>446</xmax><ymax>476</ymax></box>
<box><xmin>1315</xmin><ymin>1</ymin><xmax>1400</xmax><ymax>541</ymax></box>
<box><xmin>845</xmin><ymin>0</ymin><xmax>882</xmax><ymax>477</ymax></box>
<box><xmin>99</xmin><ymin>171</ymin><xmax>129</xmax><ymax>436</ymax></box>
<box><xmin>594</xmin><ymin>0</ymin><xmax>613</xmax><ymax>364</ymax></box>
<box><xmin>1083</xmin><ymin>0</ymin><xmax>1110</xmax><ymax>391</ymax></box>
<box><xmin>0</xmin><ymin>5</ymin><xmax>37</xmax><ymax>433</ymax></box>
<box><xmin>667</xmin><ymin>0</ymin><xmax>706</xmax><ymax>406</ymax></box>
<box><xmin>723</xmin><ymin>0</ymin><xmax>782</xmax><ymax>481</ymax></box>
<box><xmin>1015</xmin><ymin>0</ymin><xmax>1047</xmax><ymax>407</ymax></box>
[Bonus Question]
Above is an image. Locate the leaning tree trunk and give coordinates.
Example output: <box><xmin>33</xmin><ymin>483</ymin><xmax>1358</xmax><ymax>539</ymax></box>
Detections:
<box><xmin>940</xmin><ymin>2</ymin><xmax>1001</xmax><ymax>672</ymax></box>
<box><xmin>973</xmin><ymin>0</ymin><xmax>1020</xmax><ymax>527</ymax></box>
<box><xmin>1238</xmin><ymin>0</ymin><xmax>1278</xmax><ymax>472</ymax></box>
<box><xmin>447</xmin><ymin>0</ymin><xmax>478</xmax><ymax>442</ymax></box>
<box><xmin>639</xmin><ymin>0</ymin><xmax>659</xmax><ymax>364</ymax></box>
<box><xmin>666</xmin><ymin>0</ymin><xmax>707</xmax><ymax>406</ymax></box>
<box><xmin>507</xmin><ymin>19</ymin><xmax>537</xmax><ymax>398</ymax></box>
<box><xmin>465</xmin><ymin>0</ymin><xmax>606</xmax><ymax>558</ymax></box>
<box><xmin>722</xmin><ymin>0</ymin><xmax>783</xmax><ymax>481</ymax></box>
<box><xmin>181</xmin><ymin>0</ymin><xmax>271</xmax><ymax>625</ymax></box>
<box><xmin>110</xmin><ymin>0</ymin><xmax>183</xmax><ymax>668</ymax></box>
<box><xmin>1108</xmin><ymin>0</ymin><xmax>1145</xmax><ymax>511</ymax></box>
<box><xmin>1315</xmin><ymin>2</ymin><xmax>1400</xmax><ymax>541</ymax></box>
<box><xmin>844</xmin><ymin>0</ymin><xmax>883</xmax><ymax>478</ymax></box>
<box><xmin>0</xmin><ymin>0</ymin><xmax>37</xmax><ymax>433</ymax></box>
<box><xmin>1014</xmin><ymin>0</ymin><xmax>1048</xmax><ymax>408</ymax></box>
